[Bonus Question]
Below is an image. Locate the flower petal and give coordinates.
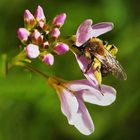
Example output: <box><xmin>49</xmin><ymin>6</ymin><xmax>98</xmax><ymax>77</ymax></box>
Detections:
<box><xmin>68</xmin><ymin>79</ymin><xmax>98</xmax><ymax>92</ymax></box>
<box><xmin>58</xmin><ymin>89</ymin><xmax>79</xmax><ymax>120</ymax></box>
<box><xmin>75</xmin><ymin>54</ymin><xmax>98</xmax><ymax>86</ymax></box>
<box><xmin>69</xmin><ymin>95</ymin><xmax>94</xmax><ymax>135</ymax></box>
<box><xmin>76</xmin><ymin>19</ymin><xmax>93</xmax><ymax>46</ymax></box>
<box><xmin>82</xmin><ymin>84</ymin><xmax>116</xmax><ymax>106</ymax></box>
<box><xmin>92</xmin><ymin>22</ymin><xmax>114</xmax><ymax>37</ymax></box>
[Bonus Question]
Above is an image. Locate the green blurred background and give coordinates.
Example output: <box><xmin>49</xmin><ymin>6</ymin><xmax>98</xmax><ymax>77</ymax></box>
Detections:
<box><xmin>0</xmin><ymin>0</ymin><xmax>140</xmax><ymax>140</ymax></box>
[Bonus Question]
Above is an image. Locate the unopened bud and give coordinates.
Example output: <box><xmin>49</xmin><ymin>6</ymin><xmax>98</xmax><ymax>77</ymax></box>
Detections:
<box><xmin>52</xmin><ymin>13</ymin><xmax>66</xmax><ymax>27</ymax></box>
<box><xmin>26</xmin><ymin>44</ymin><xmax>40</xmax><ymax>59</ymax></box>
<box><xmin>24</xmin><ymin>10</ymin><xmax>35</xmax><ymax>29</ymax></box>
<box><xmin>34</xmin><ymin>5</ymin><xmax>45</xmax><ymax>21</ymax></box>
<box><xmin>51</xmin><ymin>28</ymin><xmax>60</xmax><ymax>39</ymax></box>
<box><xmin>31</xmin><ymin>29</ymin><xmax>43</xmax><ymax>45</ymax></box>
<box><xmin>43</xmin><ymin>41</ymin><xmax>49</xmax><ymax>48</ymax></box>
<box><xmin>17</xmin><ymin>28</ymin><xmax>30</xmax><ymax>42</ymax></box>
<box><xmin>37</xmin><ymin>20</ymin><xmax>46</xmax><ymax>30</ymax></box>
<box><xmin>54</xmin><ymin>43</ymin><xmax>69</xmax><ymax>55</ymax></box>
<box><xmin>43</xmin><ymin>53</ymin><xmax>54</xmax><ymax>65</ymax></box>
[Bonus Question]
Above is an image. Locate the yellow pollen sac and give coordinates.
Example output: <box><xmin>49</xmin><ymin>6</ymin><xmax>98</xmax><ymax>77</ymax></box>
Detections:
<box><xmin>92</xmin><ymin>58</ymin><xmax>102</xmax><ymax>85</ymax></box>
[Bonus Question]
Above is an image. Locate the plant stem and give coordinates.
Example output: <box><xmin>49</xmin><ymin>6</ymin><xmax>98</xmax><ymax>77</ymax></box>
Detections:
<box><xmin>24</xmin><ymin>64</ymin><xmax>49</xmax><ymax>79</ymax></box>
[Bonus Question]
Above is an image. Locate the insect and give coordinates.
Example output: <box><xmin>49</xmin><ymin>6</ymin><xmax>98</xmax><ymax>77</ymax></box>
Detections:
<box><xmin>76</xmin><ymin>37</ymin><xmax>127</xmax><ymax>81</ymax></box>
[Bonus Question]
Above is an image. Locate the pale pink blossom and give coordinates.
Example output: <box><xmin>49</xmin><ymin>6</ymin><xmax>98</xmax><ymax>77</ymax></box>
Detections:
<box><xmin>48</xmin><ymin>77</ymin><xmax>116</xmax><ymax>135</ymax></box>
<box><xmin>54</xmin><ymin>43</ymin><xmax>69</xmax><ymax>55</ymax></box>
<box><xmin>74</xmin><ymin>19</ymin><xmax>114</xmax><ymax>85</ymax></box>
<box><xmin>76</xmin><ymin>19</ymin><xmax>114</xmax><ymax>46</ymax></box>
<box><xmin>43</xmin><ymin>53</ymin><xmax>54</xmax><ymax>65</ymax></box>
<box><xmin>26</xmin><ymin>44</ymin><xmax>40</xmax><ymax>59</ymax></box>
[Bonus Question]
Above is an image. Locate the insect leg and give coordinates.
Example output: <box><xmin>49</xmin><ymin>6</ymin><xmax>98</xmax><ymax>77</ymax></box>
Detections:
<box><xmin>84</xmin><ymin>58</ymin><xmax>94</xmax><ymax>73</ymax></box>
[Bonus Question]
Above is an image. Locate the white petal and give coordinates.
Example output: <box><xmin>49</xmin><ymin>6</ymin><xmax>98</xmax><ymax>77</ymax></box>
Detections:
<box><xmin>82</xmin><ymin>85</ymin><xmax>116</xmax><ymax>106</ymax></box>
<box><xmin>58</xmin><ymin>89</ymin><xmax>79</xmax><ymax>120</ymax></box>
<box><xmin>69</xmin><ymin>95</ymin><xmax>94</xmax><ymax>135</ymax></box>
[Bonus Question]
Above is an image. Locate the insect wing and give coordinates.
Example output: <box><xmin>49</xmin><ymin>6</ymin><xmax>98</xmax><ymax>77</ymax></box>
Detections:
<box><xmin>95</xmin><ymin>48</ymin><xmax>127</xmax><ymax>80</ymax></box>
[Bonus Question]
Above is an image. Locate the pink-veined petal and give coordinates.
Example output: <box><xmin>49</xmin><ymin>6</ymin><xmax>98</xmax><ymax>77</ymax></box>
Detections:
<box><xmin>58</xmin><ymin>89</ymin><xmax>79</xmax><ymax>121</ymax></box>
<box><xmin>68</xmin><ymin>79</ymin><xmax>98</xmax><ymax>92</ymax></box>
<box><xmin>76</xmin><ymin>19</ymin><xmax>93</xmax><ymax>46</ymax></box>
<box><xmin>69</xmin><ymin>95</ymin><xmax>94</xmax><ymax>135</ymax></box>
<box><xmin>92</xmin><ymin>22</ymin><xmax>114</xmax><ymax>37</ymax></box>
<box><xmin>75</xmin><ymin>54</ymin><xmax>98</xmax><ymax>86</ymax></box>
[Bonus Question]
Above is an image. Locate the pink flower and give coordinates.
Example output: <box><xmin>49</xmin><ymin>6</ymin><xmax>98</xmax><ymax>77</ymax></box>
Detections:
<box><xmin>17</xmin><ymin>28</ymin><xmax>30</xmax><ymax>42</ymax></box>
<box><xmin>51</xmin><ymin>28</ymin><xmax>60</xmax><ymax>39</ymax></box>
<box><xmin>76</xmin><ymin>19</ymin><xmax>114</xmax><ymax>46</ymax></box>
<box><xmin>34</xmin><ymin>5</ymin><xmax>45</xmax><ymax>21</ymax></box>
<box><xmin>26</xmin><ymin>44</ymin><xmax>40</xmax><ymax>59</ymax></box>
<box><xmin>48</xmin><ymin>77</ymin><xmax>116</xmax><ymax>135</ymax></box>
<box><xmin>52</xmin><ymin>13</ymin><xmax>66</xmax><ymax>27</ymax></box>
<box><xmin>74</xmin><ymin>19</ymin><xmax>114</xmax><ymax>85</ymax></box>
<box><xmin>54</xmin><ymin>43</ymin><xmax>69</xmax><ymax>55</ymax></box>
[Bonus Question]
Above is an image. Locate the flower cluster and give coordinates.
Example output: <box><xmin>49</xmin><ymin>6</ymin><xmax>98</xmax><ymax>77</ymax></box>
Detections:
<box><xmin>17</xmin><ymin>5</ymin><xmax>69</xmax><ymax>66</ymax></box>
<box><xmin>9</xmin><ymin>5</ymin><xmax>126</xmax><ymax>136</ymax></box>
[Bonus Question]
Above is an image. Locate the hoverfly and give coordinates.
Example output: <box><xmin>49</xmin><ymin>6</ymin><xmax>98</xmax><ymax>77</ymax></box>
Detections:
<box><xmin>76</xmin><ymin>37</ymin><xmax>127</xmax><ymax>81</ymax></box>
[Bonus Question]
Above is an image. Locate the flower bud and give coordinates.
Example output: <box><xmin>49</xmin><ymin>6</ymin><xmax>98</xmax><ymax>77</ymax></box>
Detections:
<box><xmin>17</xmin><ymin>28</ymin><xmax>30</xmax><ymax>42</ymax></box>
<box><xmin>54</xmin><ymin>43</ymin><xmax>69</xmax><ymax>55</ymax></box>
<box><xmin>24</xmin><ymin>10</ymin><xmax>35</xmax><ymax>29</ymax></box>
<box><xmin>37</xmin><ymin>20</ymin><xmax>46</xmax><ymax>30</ymax></box>
<box><xmin>43</xmin><ymin>41</ymin><xmax>49</xmax><ymax>48</ymax></box>
<box><xmin>31</xmin><ymin>29</ymin><xmax>43</xmax><ymax>45</ymax></box>
<box><xmin>43</xmin><ymin>53</ymin><xmax>54</xmax><ymax>65</ymax></box>
<box><xmin>51</xmin><ymin>28</ymin><xmax>60</xmax><ymax>39</ymax></box>
<box><xmin>52</xmin><ymin>13</ymin><xmax>66</xmax><ymax>27</ymax></box>
<box><xmin>34</xmin><ymin>5</ymin><xmax>45</xmax><ymax>21</ymax></box>
<box><xmin>26</xmin><ymin>44</ymin><xmax>40</xmax><ymax>59</ymax></box>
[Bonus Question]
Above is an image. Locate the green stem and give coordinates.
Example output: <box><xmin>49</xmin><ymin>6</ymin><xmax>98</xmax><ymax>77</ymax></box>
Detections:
<box><xmin>7</xmin><ymin>50</ymin><xmax>49</xmax><ymax>79</ymax></box>
<box><xmin>24</xmin><ymin>64</ymin><xmax>49</xmax><ymax>79</ymax></box>
<box><xmin>8</xmin><ymin>50</ymin><xmax>27</xmax><ymax>70</ymax></box>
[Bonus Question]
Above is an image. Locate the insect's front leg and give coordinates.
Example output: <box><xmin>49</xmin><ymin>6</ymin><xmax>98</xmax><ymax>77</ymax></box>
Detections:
<box><xmin>84</xmin><ymin>57</ymin><xmax>94</xmax><ymax>73</ymax></box>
